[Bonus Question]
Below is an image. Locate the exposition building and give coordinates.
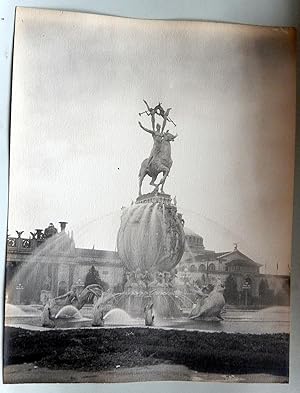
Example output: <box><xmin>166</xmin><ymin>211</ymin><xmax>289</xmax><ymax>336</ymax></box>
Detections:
<box><xmin>6</xmin><ymin>222</ymin><xmax>289</xmax><ymax>306</ymax></box>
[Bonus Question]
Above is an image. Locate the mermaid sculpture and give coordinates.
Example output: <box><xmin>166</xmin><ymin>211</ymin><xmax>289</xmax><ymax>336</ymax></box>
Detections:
<box><xmin>189</xmin><ymin>280</ymin><xmax>226</xmax><ymax>321</ymax></box>
<box><xmin>41</xmin><ymin>284</ymin><xmax>103</xmax><ymax>327</ymax></box>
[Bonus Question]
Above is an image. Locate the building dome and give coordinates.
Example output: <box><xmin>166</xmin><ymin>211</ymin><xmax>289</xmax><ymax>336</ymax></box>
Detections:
<box><xmin>184</xmin><ymin>227</ymin><xmax>204</xmax><ymax>251</ymax></box>
<box><xmin>184</xmin><ymin>227</ymin><xmax>203</xmax><ymax>239</ymax></box>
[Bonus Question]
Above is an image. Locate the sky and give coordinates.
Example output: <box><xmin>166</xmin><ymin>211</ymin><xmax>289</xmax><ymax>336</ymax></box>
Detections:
<box><xmin>8</xmin><ymin>8</ymin><xmax>296</xmax><ymax>275</ymax></box>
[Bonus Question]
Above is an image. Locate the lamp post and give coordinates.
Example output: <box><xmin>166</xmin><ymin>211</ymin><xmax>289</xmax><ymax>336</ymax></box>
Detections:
<box><xmin>242</xmin><ymin>282</ymin><xmax>251</xmax><ymax>307</ymax></box>
<box><xmin>206</xmin><ymin>260</ymin><xmax>210</xmax><ymax>283</ymax></box>
<box><xmin>15</xmin><ymin>283</ymin><xmax>24</xmax><ymax>304</ymax></box>
<box><xmin>182</xmin><ymin>267</ymin><xmax>190</xmax><ymax>293</ymax></box>
<box><xmin>74</xmin><ymin>278</ymin><xmax>84</xmax><ymax>297</ymax></box>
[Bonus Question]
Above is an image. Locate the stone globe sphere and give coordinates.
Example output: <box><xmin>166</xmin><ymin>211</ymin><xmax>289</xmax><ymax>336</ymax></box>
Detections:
<box><xmin>117</xmin><ymin>200</ymin><xmax>185</xmax><ymax>273</ymax></box>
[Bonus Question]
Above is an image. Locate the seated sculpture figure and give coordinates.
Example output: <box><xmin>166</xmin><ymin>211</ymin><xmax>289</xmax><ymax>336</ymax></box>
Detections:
<box><xmin>92</xmin><ymin>298</ymin><xmax>105</xmax><ymax>327</ymax></box>
<box><xmin>189</xmin><ymin>280</ymin><xmax>225</xmax><ymax>321</ymax></box>
<box><xmin>91</xmin><ymin>289</ymin><xmax>120</xmax><ymax>326</ymax></box>
<box><xmin>144</xmin><ymin>300</ymin><xmax>155</xmax><ymax>326</ymax></box>
<box><xmin>44</xmin><ymin>223</ymin><xmax>58</xmax><ymax>238</ymax></box>
<box><xmin>41</xmin><ymin>304</ymin><xmax>55</xmax><ymax>328</ymax></box>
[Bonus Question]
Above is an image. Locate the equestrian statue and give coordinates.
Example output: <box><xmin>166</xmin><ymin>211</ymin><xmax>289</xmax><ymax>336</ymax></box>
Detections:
<box><xmin>138</xmin><ymin>100</ymin><xmax>178</xmax><ymax>196</ymax></box>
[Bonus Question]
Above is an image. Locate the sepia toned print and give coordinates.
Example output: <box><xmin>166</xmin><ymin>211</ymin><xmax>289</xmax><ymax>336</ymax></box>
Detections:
<box><xmin>3</xmin><ymin>7</ymin><xmax>296</xmax><ymax>383</ymax></box>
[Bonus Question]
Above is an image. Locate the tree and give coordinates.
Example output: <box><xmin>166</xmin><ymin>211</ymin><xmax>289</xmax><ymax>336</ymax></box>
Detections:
<box><xmin>259</xmin><ymin>279</ymin><xmax>275</xmax><ymax>305</ymax></box>
<box><xmin>259</xmin><ymin>279</ymin><xmax>268</xmax><ymax>304</ymax></box>
<box><xmin>275</xmin><ymin>289</ymin><xmax>289</xmax><ymax>306</ymax></box>
<box><xmin>113</xmin><ymin>271</ymin><xmax>127</xmax><ymax>293</ymax></box>
<box><xmin>224</xmin><ymin>275</ymin><xmax>238</xmax><ymax>304</ymax></box>
<box><xmin>282</xmin><ymin>278</ymin><xmax>290</xmax><ymax>294</ymax></box>
<box><xmin>84</xmin><ymin>265</ymin><xmax>109</xmax><ymax>292</ymax></box>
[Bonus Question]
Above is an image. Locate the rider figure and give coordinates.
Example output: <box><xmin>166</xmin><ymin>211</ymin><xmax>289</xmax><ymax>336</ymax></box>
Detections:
<box><xmin>138</xmin><ymin>105</ymin><xmax>172</xmax><ymax>170</ymax></box>
<box><xmin>138</xmin><ymin>100</ymin><xmax>177</xmax><ymax>195</ymax></box>
<box><xmin>138</xmin><ymin>121</ymin><xmax>163</xmax><ymax>170</ymax></box>
<box><xmin>143</xmin><ymin>100</ymin><xmax>157</xmax><ymax>132</ymax></box>
<box><xmin>142</xmin><ymin>100</ymin><xmax>175</xmax><ymax>129</ymax></box>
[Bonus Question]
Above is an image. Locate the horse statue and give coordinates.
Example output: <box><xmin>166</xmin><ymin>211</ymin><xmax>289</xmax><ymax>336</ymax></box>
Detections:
<box><xmin>189</xmin><ymin>280</ymin><xmax>226</xmax><ymax>321</ymax></box>
<box><xmin>138</xmin><ymin>124</ymin><xmax>177</xmax><ymax>195</ymax></box>
<box><xmin>41</xmin><ymin>283</ymin><xmax>103</xmax><ymax>327</ymax></box>
<box><xmin>138</xmin><ymin>101</ymin><xmax>178</xmax><ymax>196</ymax></box>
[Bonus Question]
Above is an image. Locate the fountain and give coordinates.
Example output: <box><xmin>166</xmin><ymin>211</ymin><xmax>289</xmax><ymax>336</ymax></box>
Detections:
<box><xmin>5</xmin><ymin>221</ymin><xmax>104</xmax><ymax>328</ymax></box>
<box><xmin>6</xmin><ymin>222</ymin><xmax>76</xmax><ymax>305</ymax></box>
<box><xmin>115</xmin><ymin>195</ymin><xmax>186</xmax><ymax>318</ymax></box>
<box><xmin>103</xmin><ymin>308</ymin><xmax>135</xmax><ymax>325</ymax></box>
<box><xmin>79</xmin><ymin>101</ymin><xmax>228</xmax><ymax>324</ymax></box>
<box><xmin>95</xmin><ymin>102</ymin><xmax>192</xmax><ymax>320</ymax></box>
<box><xmin>5</xmin><ymin>101</ymin><xmax>228</xmax><ymax>330</ymax></box>
<box><xmin>55</xmin><ymin>305</ymin><xmax>82</xmax><ymax>319</ymax></box>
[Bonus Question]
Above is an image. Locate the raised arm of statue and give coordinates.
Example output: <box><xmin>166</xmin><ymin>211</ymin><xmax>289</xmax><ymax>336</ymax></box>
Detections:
<box><xmin>161</xmin><ymin>108</ymin><xmax>172</xmax><ymax>132</ymax></box>
<box><xmin>138</xmin><ymin>121</ymin><xmax>154</xmax><ymax>135</ymax></box>
<box><xmin>143</xmin><ymin>99</ymin><xmax>151</xmax><ymax>112</ymax></box>
<box><xmin>143</xmin><ymin>100</ymin><xmax>156</xmax><ymax>131</ymax></box>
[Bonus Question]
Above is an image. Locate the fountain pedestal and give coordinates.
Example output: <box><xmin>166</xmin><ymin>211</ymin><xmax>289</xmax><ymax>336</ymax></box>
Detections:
<box><xmin>117</xmin><ymin>192</ymin><xmax>185</xmax><ymax>273</ymax></box>
<box><xmin>116</xmin><ymin>192</ymin><xmax>185</xmax><ymax>318</ymax></box>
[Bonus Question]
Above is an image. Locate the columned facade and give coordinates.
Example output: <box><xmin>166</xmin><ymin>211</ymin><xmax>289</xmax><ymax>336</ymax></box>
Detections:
<box><xmin>177</xmin><ymin>228</ymin><xmax>290</xmax><ymax>306</ymax></box>
<box><xmin>5</xmin><ymin>222</ymin><xmax>290</xmax><ymax>306</ymax></box>
<box><xmin>6</xmin><ymin>222</ymin><xmax>123</xmax><ymax>304</ymax></box>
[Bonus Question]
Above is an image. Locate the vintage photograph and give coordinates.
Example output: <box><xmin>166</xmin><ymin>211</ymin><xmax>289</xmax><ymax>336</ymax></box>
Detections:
<box><xmin>3</xmin><ymin>7</ymin><xmax>296</xmax><ymax>383</ymax></box>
